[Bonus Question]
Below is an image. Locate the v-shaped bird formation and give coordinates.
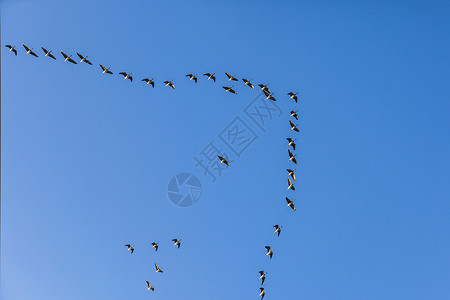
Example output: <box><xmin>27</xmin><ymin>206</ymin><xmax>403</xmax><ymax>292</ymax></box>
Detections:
<box><xmin>5</xmin><ymin>42</ymin><xmax>302</xmax><ymax>299</ymax></box>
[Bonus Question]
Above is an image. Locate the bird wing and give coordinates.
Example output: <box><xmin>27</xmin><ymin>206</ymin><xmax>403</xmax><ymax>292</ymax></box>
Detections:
<box><xmin>68</xmin><ymin>57</ymin><xmax>77</xmax><ymax>64</ymax></box>
<box><xmin>41</xmin><ymin>47</ymin><xmax>48</xmax><ymax>54</ymax></box>
<box><xmin>142</xmin><ymin>78</ymin><xmax>149</xmax><ymax>82</ymax></box>
<box><xmin>194</xmin><ymin>77</ymin><xmax>197</xmax><ymax>83</ymax></box>
<box><xmin>129</xmin><ymin>76</ymin><xmax>133</xmax><ymax>82</ymax></box>
<box><xmin>119</xmin><ymin>72</ymin><xmax>127</xmax><ymax>76</ymax></box>
<box><xmin>125</xmin><ymin>244</ymin><xmax>130</xmax><ymax>247</ymax></box>
<box><xmin>294</xmin><ymin>127</ymin><xmax>299</xmax><ymax>132</ymax></box>
<box><xmin>30</xmin><ymin>51</ymin><xmax>38</xmax><ymax>57</ymax></box>
<box><xmin>288</xmin><ymin>149</ymin><xmax>293</xmax><ymax>158</ymax></box>
<box><xmin>100</xmin><ymin>64</ymin><xmax>106</xmax><ymax>71</ymax></box>
<box><xmin>225</xmin><ymin>72</ymin><xmax>231</xmax><ymax>79</ymax></box>
<box><xmin>155</xmin><ymin>263</ymin><xmax>159</xmax><ymax>270</ymax></box>
<box><xmin>49</xmin><ymin>53</ymin><xmax>56</xmax><ymax>60</ymax></box>
<box><xmin>150</xmin><ymin>81</ymin><xmax>154</xmax><ymax>87</ymax></box>
<box><xmin>61</xmin><ymin>51</ymin><xmax>68</xmax><ymax>59</ymax></box>
<box><xmin>265</xmin><ymin>246</ymin><xmax>270</xmax><ymax>251</ymax></box>
<box><xmin>289</xmin><ymin>120</ymin><xmax>294</xmax><ymax>127</ymax></box>
<box><xmin>130</xmin><ymin>248</ymin><xmax>134</xmax><ymax>253</ymax></box>
<box><xmin>5</xmin><ymin>45</ymin><xmax>12</xmax><ymax>49</ymax></box>
<box><xmin>293</xmin><ymin>95</ymin><xmax>298</xmax><ymax>102</ymax></box>
<box><xmin>292</xmin><ymin>143</ymin><xmax>296</xmax><ymax>150</ymax></box>
<box><xmin>287</xmin><ymin>138</ymin><xmax>292</xmax><ymax>142</ymax></box>
<box><xmin>13</xmin><ymin>49</ymin><xmax>17</xmax><ymax>55</ymax></box>
<box><xmin>23</xmin><ymin>44</ymin><xmax>30</xmax><ymax>51</ymax></box>
<box><xmin>262</xmin><ymin>277</ymin><xmax>265</xmax><ymax>285</ymax></box>
<box><xmin>224</xmin><ymin>160</ymin><xmax>230</xmax><ymax>166</ymax></box>
<box><xmin>286</xmin><ymin>197</ymin><xmax>291</xmax><ymax>204</ymax></box>
<box><xmin>292</xmin><ymin>157</ymin><xmax>298</xmax><ymax>164</ymax></box>
<box><xmin>77</xmin><ymin>53</ymin><xmax>84</xmax><ymax>59</ymax></box>
<box><xmin>288</xmin><ymin>92</ymin><xmax>293</xmax><ymax>96</ymax></box>
<box><xmin>212</xmin><ymin>76</ymin><xmax>216</xmax><ymax>82</ymax></box>
<box><xmin>203</xmin><ymin>73</ymin><xmax>210</xmax><ymax>76</ymax></box>
<box><xmin>85</xmin><ymin>59</ymin><xmax>92</xmax><ymax>65</ymax></box>
<box><xmin>273</xmin><ymin>225</ymin><xmax>279</xmax><ymax>229</ymax></box>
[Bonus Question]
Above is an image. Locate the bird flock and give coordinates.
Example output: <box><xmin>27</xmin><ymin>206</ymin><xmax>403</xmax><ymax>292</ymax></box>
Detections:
<box><xmin>5</xmin><ymin>43</ymin><xmax>301</xmax><ymax>298</ymax></box>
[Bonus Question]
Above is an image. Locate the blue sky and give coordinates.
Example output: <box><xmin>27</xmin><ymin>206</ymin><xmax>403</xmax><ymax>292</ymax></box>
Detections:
<box><xmin>2</xmin><ymin>0</ymin><xmax>450</xmax><ymax>299</ymax></box>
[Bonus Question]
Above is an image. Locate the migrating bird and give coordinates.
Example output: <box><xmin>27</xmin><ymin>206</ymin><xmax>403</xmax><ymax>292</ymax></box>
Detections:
<box><xmin>288</xmin><ymin>92</ymin><xmax>299</xmax><ymax>103</ymax></box>
<box><xmin>203</xmin><ymin>73</ymin><xmax>216</xmax><ymax>82</ymax></box>
<box><xmin>142</xmin><ymin>78</ymin><xmax>155</xmax><ymax>87</ymax></box>
<box><xmin>222</xmin><ymin>86</ymin><xmax>237</xmax><ymax>94</ymax></box>
<box><xmin>146</xmin><ymin>281</ymin><xmax>155</xmax><ymax>291</ymax></box>
<box><xmin>287</xmin><ymin>138</ymin><xmax>296</xmax><ymax>150</ymax></box>
<box><xmin>119</xmin><ymin>72</ymin><xmax>133</xmax><ymax>82</ymax></box>
<box><xmin>259</xmin><ymin>288</ymin><xmax>266</xmax><ymax>300</ymax></box>
<box><xmin>155</xmin><ymin>263</ymin><xmax>163</xmax><ymax>273</ymax></box>
<box><xmin>258</xmin><ymin>83</ymin><xmax>271</xmax><ymax>94</ymax></box>
<box><xmin>225</xmin><ymin>72</ymin><xmax>238</xmax><ymax>82</ymax></box>
<box><xmin>289</xmin><ymin>120</ymin><xmax>299</xmax><ymax>132</ymax></box>
<box><xmin>217</xmin><ymin>155</ymin><xmax>230</xmax><ymax>166</ymax></box>
<box><xmin>286</xmin><ymin>168</ymin><xmax>296</xmax><ymax>181</ymax></box>
<box><xmin>259</xmin><ymin>271</ymin><xmax>267</xmax><ymax>285</ymax></box>
<box><xmin>61</xmin><ymin>51</ymin><xmax>77</xmax><ymax>64</ymax></box>
<box><xmin>186</xmin><ymin>74</ymin><xmax>197</xmax><ymax>83</ymax></box>
<box><xmin>286</xmin><ymin>197</ymin><xmax>296</xmax><ymax>211</ymax></box>
<box><xmin>5</xmin><ymin>45</ymin><xmax>17</xmax><ymax>56</ymax></box>
<box><xmin>265</xmin><ymin>93</ymin><xmax>276</xmax><ymax>101</ymax></box>
<box><xmin>290</xmin><ymin>110</ymin><xmax>299</xmax><ymax>120</ymax></box>
<box><xmin>287</xmin><ymin>177</ymin><xmax>295</xmax><ymax>191</ymax></box>
<box><xmin>41</xmin><ymin>47</ymin><xmax>56</xmax><ymax>60</ymax></box>
<box><xmin>163</xmin><ymin>80</ymin><xmax>175</xmax><ymax>89</ymax></box>
<box><xmin>23</xmin><ymin>44</ymin><xmax>38</xmax><ymax>57</ymax></box>
<box><xmin>273</xmin><ymin>225</ymin><xmax>283</xmax><ymax>237</ymax></box>
<box><xmin>99</xmin><ymin>64</ymin><xmax>113</xmax><ymax>74</ymax></box>
<box><xmin>288</xmin><ymin>149</ymin><xmax>298</xmax><ymax>165</ymax></box>
<box><xmin>242</xmin><ymin>78</ymin><xmax>254</xmax><ymax>89</ymax></box>
<box><xmin>265</xmin><ymin>246</ymin><xmax>274</xmax><ymax>259</ymax></box>
<box><xmin>124</xmin><ymin>244</ymin><xmax>134</xmax><ymax>254</ymax></box>
<box><xmin>77</xmin><ymin>52</ymin><xmax>92</xmax><ymax>65</ymax></box>
<box><xmin>172</xmin><ymin>238</ymin><xmax>182</xmax><ymax>249</ymax></box>
<box><xmin>151</xmin><ymin>242</ymin><xmax>159</xmax><ymax>252</ymax></box>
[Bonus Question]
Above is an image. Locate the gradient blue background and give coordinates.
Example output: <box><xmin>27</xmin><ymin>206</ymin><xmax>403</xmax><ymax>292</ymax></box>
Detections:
<box><xmin>2</xmin><ymin>0</ymin><xmax>450</xmax><ymax>299</ymax></box>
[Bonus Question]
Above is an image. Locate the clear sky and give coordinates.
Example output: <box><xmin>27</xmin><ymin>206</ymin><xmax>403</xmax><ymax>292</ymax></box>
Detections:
<box><xmin>1</xmin><ymin>0</ymin><xmax>450</xmax><ymax>299</ymax></box>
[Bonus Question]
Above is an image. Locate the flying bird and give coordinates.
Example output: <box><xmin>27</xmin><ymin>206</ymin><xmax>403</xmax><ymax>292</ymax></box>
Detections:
<box><xmin>155</xmin><ymin>263</ymin><xmax>163</xmax><ymax>273</ymax></box>
<box><xmin>5</xmin><ymin>45</ymin><xmax>17</xmax><ymax>56</ymax></box>
<box><xmin>119</xmin><ymin>72</ymin><xmax>133</xmax><ymax>82</ymax></box>
<box><xmin>290</xmin><ymin>110</ymin><xmax>299</xmax><ymax>120</ymax></box>
<box><xmin>142</xmin><ymin>78</ymin><xmax>155</xmax><ymax>87</ymax></box>
<box><xmin>203</xmin><ymin>73</ymin><xmax>216</xmax><ymax>82</ymax></box>
<box><xmin>288</xmin><ymin>92</ymin><xmax>298</xmax><ymax>103</ymax></box>
<box><xmin>242</xmin><ymin>78</ymin><xmax>254</xmax><ymax>89</ymax></box>
<box><xmin>217</xmin><ymin>155</ymin><xmax>230</xmax><ymax>166</ymax></box>
<box><xmin>164</xmin><ymin>80</ymin><xmax>175</xmax><ymax>89</ymax></box>
<box><xmin>222</xmin><ymin>86</ymin><xmax>237</xmax><ymax>94</ymax></box>
<box><xmin>286</xmin><ymin>168</ymin><xmax>296</xmax><ymax>181</ymax></box>
<box><xmin>259</xmin><ymin>271</ymin><xmax>267</xmax><ymax>285</ymax></box>
<box><xmin>76</xmin><ymin>52</ymin><xmax>92</xmax><ymax>65</ymax></box>
<box><xmin>186</xmin><ymin>74</ymin><xmax>197</xmax><ymax>83</ymax></box>
<box><xmin>265</xmin><ymin>246</ymin><xmax>274</xmax><ymax>259</ymax></box>
<box><xmin>61</xmin><ymin>51</ymin><xmax>77</xmax><ymax>64</ymax></box>
<box><xmin>225</xmin><ymin>72</ymin><xmax>238</xmax><ymax>82</ymax></box>
<box><xmin>124</xmin><ymin>244</ymin><xmax>134</xmax><ymax>254</ymax></box>
<box><xmin>289</xmin><ymin>120</ymin><xmax>299</xmax><ymax>132</ymax></box>
<box><xmin>286</xmin><ymin>197</ymin><xmax>296</xmax><ymax>211</ymax></box>
<box><xmin>265</xmin><ymin>93</ymin><xmax>276</xmax><ymax>101</ymax></box>
<box><xmin>172</xmin><ymin>238</ymin><xmax>182</xmax><ymax>249</ymax></box>
<box><xmin>151</xmin><ymin>242</ymin><xmax>159</xmax><ymax>252</ymax></box>
<box><xmin>287</xmin><ymin>177</ymin><xmax>295</xmax><ymax>191</ymax></box>
<box><xmin>99</xmin><ymin>64</ymin><xmax>113</xmax><ymax>74</ymax></box>
<box><xmin>146</xmin><ymin>281</ymin><xmax>155</xmax><ymax>291</ymax></box>
<box><xmin>41</xmin><ymin>47</ymin><xmax>56</xmax><ymax>60</ymax></box>
<box><xmin>287</xmin><ymin>138</ymin><xmax>296</xmax><ymax>150</ymax></box>
<box><xmin>273</xmin><ymin>225</ymin><xmax>283</xmax><ymax>237</ymax></box>
<box><xmin>23</xmin><ymin>44</ymin><xmax>38</xmax><ymax>57</ymax></box>
<box><xmin>258</xmin><ymin>83</ymin><xmax>271</xmax><ymax>94</ymax></box>
<box><xmin>259</xmin><ymin>288</ymin><xmax>266</xmax><ymax>300</ymax></box>
<box><xmin>288</xmin><ymin>149</ymin><xmax>298</xmax><ymax>165</ymax></box>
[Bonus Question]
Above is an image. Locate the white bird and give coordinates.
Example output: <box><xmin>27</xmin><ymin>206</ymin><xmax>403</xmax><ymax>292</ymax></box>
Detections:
<box><xmin>77</xmin><ymin>52</ymin><xmax>92</xmax><ymax>65</ymax></box>
<box><xmin>242</xmin><ymin>78</ymin><xmax>254</xmax><ymax>89</ymax></box>
<box><xmin>151</xmin><ymin>242</ymin><xmax>159</xmax><ymax>252</ymax></box>
<box><xmin>119</xmin><ymin>72</ymin><xmax>133</xmax><ymax>82</ymax></box>
<box><xmin>217</xmin><ymin>155</ymin><xmax>230</xmax><ymax>166</ymax></box>
<box><xmin>124</xmin><ymin>244</ymin><xmax>134</xmax><ymax>254</ymax></box>
<box><xmin>23</xmin><ymin>44</ymin><xmax>38</xmax><ymax>57</ymax></box>
<box><xmin>155</xmin><ymin>263</ymin><xmax>163</xmax><ymax>273</ymax></box>
<box><xmin>164</xmin><ymin>80</ymin><xmax>175</xmax><ymax>89</ymax></box>
<box><xmin>61</xmin><ymin>51</ymin><xmax>77</xmax><ymax>64</ymax></box>
<box><xmin>146</xmin><ymin>281</ymin><xmax>155</xmax><ymax>291</ymax></box>
<box><xmin>286</xmin><ymin>197</ymin><xmax>296</xmax><ymax>211</ymax></box>
<box><xmin>5</xmin><ymin>45</ymin><xmax>17</xmax><ymax>56</ymax></box>
<box><xmin>172</xmin><ymin>238</ymin><xmax>182</xmax><ymax>249</ymax></box>
<box><xmin>273</xmin><ymin>225</ymin><xmax>283</xmax><ymax>237</ymax></box>
<box><xmin>265</xmin><ymin>246</ymin><xmax>273</xmax><ymax>259</ymax></box>
<box><xmin>41</xmin><ymin>47</ymin><xmax>56</xmax><ymax>60</ymax></box>
<box><xmin>259</xmin><ymin>271</ymin><xmax>267</xmax><ymax>285</ymax></box>
<box><xmin>259</xmin><ymin>288</ymin><xmax>266</xmax><ymax>300</ymax></box>
<box><xmin>203</xmin><ymin>73</ymin><xmax>216</xmax><ymax>82</ymax></box>
<box><xmin>99</xmin><ymin>64</ymin><xmax>113</xmax><ymax>74</ymax></box>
